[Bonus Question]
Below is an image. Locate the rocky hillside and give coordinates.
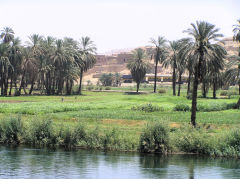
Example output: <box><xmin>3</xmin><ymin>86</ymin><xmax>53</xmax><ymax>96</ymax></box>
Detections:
<box><xmin>82</xmin><ymin>38</ymin><xmax>239</xmax><ymax>84</ymax></box>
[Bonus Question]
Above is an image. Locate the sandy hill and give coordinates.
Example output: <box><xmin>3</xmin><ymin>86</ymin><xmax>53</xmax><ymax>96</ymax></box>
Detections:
<box><xmin>82</xmin><ymin>38</ymin><xmax>239</xmax><ymax>84</ymax></box>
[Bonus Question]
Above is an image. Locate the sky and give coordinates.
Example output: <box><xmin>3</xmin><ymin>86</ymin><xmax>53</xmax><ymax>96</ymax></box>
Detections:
<box><xmin>0</xmin><ymin>0</ymin><xmax>239</xmax><ymax>53</ymax></box>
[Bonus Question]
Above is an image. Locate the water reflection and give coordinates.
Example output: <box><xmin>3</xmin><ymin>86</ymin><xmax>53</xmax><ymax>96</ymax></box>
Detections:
<box><xmin>0</xmin><ymin>146</ymin><xmax>239</xmax><ymax>178</ymax></box>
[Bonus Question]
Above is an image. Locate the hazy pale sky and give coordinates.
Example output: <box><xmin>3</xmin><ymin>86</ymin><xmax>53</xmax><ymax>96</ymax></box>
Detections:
<box><xmin>1</xmin><ymin>0</ymin><xmax>239</xmax><ymax>53</ymax></box>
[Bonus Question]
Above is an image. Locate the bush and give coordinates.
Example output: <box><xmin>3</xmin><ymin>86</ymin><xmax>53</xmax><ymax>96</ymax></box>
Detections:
<box><xmin>140</xmin><ymin>122</ymin><xmax>170</xmax><ymax>153</ymax></box>
<box><xmin>215</xmin><ymin>129</ymin><xmax>240</xmax><ymax>157</ymax></box>
<box><xmin>131</xmin><ymin>103</ymin><xmax>163</xmax><ymax>112</ymax></box>
<box><xmin>59</xmin><ymin>123</ymin><xmax>86</xmax><ymax>148</ymax></box>
<box><xmin>196</xmin><ymin>103</ymin><xmax>237</xmax><ymax>112</ymax></box>
<box><xmin>1</xmin><ymin>117</ymin><xmax>23</xmax><ymax>144</ymax></box>
<box><xmin>173</xmin><ymin>126</ymin><xmax>215</xmax><ymax>155</ymax></box>
<box><xmin>158</xmin><ymin>89</ymin><xmax>166</xmax><ymax>94</ymax></box>
<box><xmin>220</xmin><ymin>90</ymin><xmax>238</xmax><ymax>97</ymax></box>
<box><xmin>225</xmin><ymin>129</ymin><xmax>240</xmax><ymax>152</ymax></box>
<box><xmin>25</xmin><ymin>118</ymin><xmax>56</xmax><ymax>146</ymax></box>
<box><xmin>186</xmin><ymin>93</ymin><xmax>192</xmax><ymax>100</ymax></box>
<box><xmin>102</xmin><ymin>128</ymin><xmax>122</xmax><ymax>150</ymax></box>
<box><xmin>220</xmin><ymin>90</ymin><xmax>228</xmax><ymax>96</ymax></box>
<box><xmin>105</xmin><ymin>86</ymin><xmax>111</xmax><ymax>90</ymax></box>
<box><xmin>174</xmin><ymin>104</ymin><xmax>190</xmax><ymax>112</ymax></box>
<box><xmin>87</xmin><ymin>86</ymin><xmax>94</xmax><ymax>91</ymax></box>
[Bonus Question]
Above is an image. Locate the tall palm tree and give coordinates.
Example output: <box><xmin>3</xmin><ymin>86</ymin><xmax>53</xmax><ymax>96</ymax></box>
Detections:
<box><xmin>127</xmin><ymin>48</ymin><xmax>150</xmax><ymax>93</ymax></box>
<box><xmin>0</xmin><ymin>43</ymin><xmax>12</xmax><ymax>96</ymax></box>
<box><xmin>26</xmin><ymin>34</ymin><xmax>43</xmax><ymax>94</ymax></box>
<box><xmin>0</xmin><ymin>27</ymin><xmax>14</xmax><ymax>44</ymax></box>
<box><xmin>39</xmin><ymin>36</ymin><xmax>56</xmax><ymax>94</ymax></box>
<box><xmin>51</xmin><ymin>39</ymin><xmax>69</xmax><ymax>94</ymax></box>
<box><xmin>176</xmin><ymin>38</ymin><xmax>192</xmax><ymax>96</ymax></box>
<box><xmin>150</xmin><ymin>36</ymin><xmax>168</xmax><ymax>93</ymax></box>
<box><xmin>225</xmin><ymin>56</ymin><xmax>240</xmax><ymax>107</ymax></box>
<box><xmin>233</xmin><ymin>19</ymin><xmax>240</xmax><ymax>96</ymax></box>
<box><xmin>18</xmin><ymin>47</ymin><xmax>35</xmax><ymax>94</ymax></box>
<box><xmin>183</xmin><ymin>21</ymin><xmax>226</xmax><ymax>126</ymax></box>
<box><xmin>77</xmin><ymin>36</ymin><xmax>97</xmax><ymax>95</ymax></box>
<box><xmin>8</xmin><ymin>37</ymin><xmax>22</xmax><ymax>95</ymax></box>
<box><xmin>233</xmin><ymin>19</ymin><xmax>240</xmax><ymax>57</ymax></box>
<box><xmin>163</xmin><ymin>40</ymin><xmax>182</xmax><ymax>96</ymax></box>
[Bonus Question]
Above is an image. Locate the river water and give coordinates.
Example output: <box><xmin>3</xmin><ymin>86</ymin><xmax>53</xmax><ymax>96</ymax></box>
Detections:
<box><xmin>0</xmin><ymin>146</ymin><xmax>239</xmax><ymax>179</ymax></box>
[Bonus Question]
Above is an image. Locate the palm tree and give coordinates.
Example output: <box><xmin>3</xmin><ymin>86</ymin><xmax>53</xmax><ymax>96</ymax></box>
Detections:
<box><xmin>183</xmin><ymin>21</ymin><xmax>226</xmax><ymax>126</ymax></box>
<box><xmin>26</xmin><ymin>34</ymin><xmax>43</xmax><ymax>94</ymax></box>
<box><xmin>163</xmin><ymin>40</ymin><xmax>182</xmax><ymax>96</ymax></box>
<box><xmin>150</xmin><ymin>36</ymin><xmax>168</xmax><ymax>93</ymax></box>
<box><xmin>77</xmin><ymin>36</ymin><xmax>97</xmax><ymax>95</ymax></box>
<box><xmin>0</xmin><ymin>27</ymin><xmax>14</xmax><ymax>44</ymax></box>
<box><xmin>18</xmin><ymin>47</ymin><xmax>35</xmax><ymax>95</ymax></box>
<box><xmin>0</xmin><ymin>43</ymin><xmax>12</xmax><ymax>96</ymax></box>
<box><xmin>8</xmin><ymin>37</ymin><xmax>22</xmax><ymax>95</ymax></box>
<box><xmin>233</xmin><ymin>19</ymin><xmax>240</xmax><ymax>95</ymax></box>
<box><xmin>176</xmin><ymin>38</ymin><xmax>192</xmax><ymax>96</ymax></box>
<box><xmin>39</xmin><ymin>36</ymin><xmax>56</xmax><ymax>94</ymax></box>
<box><xmin>127</xmin><ymin>48</ymin><xmax>150</xmax><ymax>93</ymax></box>
<box><xmin>233</xmin><ymin>19</ymin><xmax>240</xmax><ymax>56</ymax></box>
<box><xmin>210</xmin><ymin>72</ymin><xmax>224</xmax><ymax>99</ymax></box>
<box><xmin>225</xmin><ymin>56</ymin><xmax>240</xmax><ymax>107</ymax></box>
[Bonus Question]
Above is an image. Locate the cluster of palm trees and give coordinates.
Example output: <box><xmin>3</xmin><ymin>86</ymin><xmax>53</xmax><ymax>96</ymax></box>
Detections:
<box><xmin>0</xmin><ymin>28</ymin><xmax>96</xmax><ymax>96</ymax></box>
<box><xmin>127</xmin><ymin>20</ymin><xmax>240</xmax><ymax>126</ymax></box>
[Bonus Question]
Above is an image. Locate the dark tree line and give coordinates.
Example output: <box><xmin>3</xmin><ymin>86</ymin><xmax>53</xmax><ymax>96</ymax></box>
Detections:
<box><xmin>0</xmin><ymin>27</ymin><xmax>96</xmax><ymax>96</ymax></box>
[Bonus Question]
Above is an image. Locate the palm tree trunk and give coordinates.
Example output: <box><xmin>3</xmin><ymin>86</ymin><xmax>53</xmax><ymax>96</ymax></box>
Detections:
<box><xmin>78</xmin><ymin>69</ymin><xmax>83</xmax><ymax>95</ymax></box>
<box><xmin>191</xmin><ymin>66</ymin><xmax>199</xmax><ymax>127</ymax></box>
<box><xmin>136</xmin><ymin>82</ymin><xmax>140</xmax><ymax>93</ymax></box>
<box><xmin>4</xmin><ymin>66</ymin><xmax>9</xmax><ymax>96</ymax></box>
<box><xmin>213</xmin><ymin>81</ymin><xmax>217</xmax><ymax>99</ymax></box>
<box><xmin>0</xmin><ymin>67</ymin><xmax>3</xmax><ymax>96</ymax></box>
<box><xmin>172</xmin><ymin>62</ymin><xmax>176</xmax><ymax>96</ymax></box>
<box><xmin>187</xmin><ymin>72</ymin><xmax>191</xmax><ymax>95</ymax></box>
<box><xmin>202</xmin><ymin>81</ymin><xmax>207</xmax><ymax>98</ymax></box>
<box><xmin>177</xmin><ymin>73</ymin><xmax>182</xmax><ymax>96</ymax></box>
<box><xmin>19</xmin><ymin>68</ymin><xmax>26</xmax><ymax>95</ymax></box>
<box><xmin>153</xmin><ymin>60</ymin><xmax>158</xmax><ymax>93</ymax></box>
<box><xmin>29</xmin><ymin>79</ymin><xmax>34</xmax><ymax>95</ymax></box>
<box><xmin>191</xmin><ymin>52</ymin><xmax>203</xmax><ymax>127</ymax></box>
<box><xmin>237</xmin><ymin>97</ymin><xmax>240</xmax><ymax>109</ymax></box>
<box><xmin>9</xmin><ymin>75</ymin><xmax>13</xmax><ymax>96</ymax></box>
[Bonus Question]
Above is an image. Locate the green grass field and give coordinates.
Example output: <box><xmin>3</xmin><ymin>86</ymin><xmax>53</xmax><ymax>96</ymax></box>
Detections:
<box><xmin>0</xmin><ymin>86</ymin><xmax>239</xmax><ymax>154</ymax></box>
<box><xmin>0</xmin><ymin>87</ymin><xmax>239</xmax><ymax>131</ymax></box>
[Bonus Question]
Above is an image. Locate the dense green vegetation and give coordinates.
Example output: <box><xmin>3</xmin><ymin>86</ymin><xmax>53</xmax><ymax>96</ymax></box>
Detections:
<box><xmin>0</xmin><ymin>87</ymin><xmax>238</xmax><ymax>156</ymax></box>
<box><xmin>0</xmin><ymin>28</ymin><xmax>96</xmax><ymax>96</ymax></box>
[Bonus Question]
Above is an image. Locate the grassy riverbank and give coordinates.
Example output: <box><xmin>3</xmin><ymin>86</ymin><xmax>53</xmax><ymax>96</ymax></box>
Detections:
<box><xmin>0</xmin><ymin>87</ymin><xmax>239</xmax><ymax>157</ymax></box>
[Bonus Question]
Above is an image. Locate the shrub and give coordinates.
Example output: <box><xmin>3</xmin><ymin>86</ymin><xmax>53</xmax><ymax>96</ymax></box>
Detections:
<box><xmin>225</xmin><ymin>129</ymin><xmax>240</xmax><ymax>152</ymax></box>
<box><xmin>196</xmin><ymin>103</ymin><xmax>237</xmax><ymax>112</ymax></box>
<box><xmin>1</xmin><ymin>117</ymin><xmax>23</xmax><ymax>144</ymax></box>
<box><xmin>220</xmin><ymin>90</ymin><xmax>238</xmax><ymax>97</ymax></box>
<box><xmin>158</xmin><ymin>89</ymin><xmax>166</xmax><ymax>94</ymax></box>
<box><xmin>102</xmin><ymin>128</ymin><xmax>122</xmax><ymax>150</ymax></box>
<box><xmin>174</xmin><ymin>104</ymin><xmax>190</xmax><ymax>112</ymax></box>
<box><xmin>85</xmin><ymin>127</ymin><xmax>102</xmax><ymax>149</ymax></box>
<box><xmin>59</xmin><ymin>123</ymin><xmax>86</xmax><ymax>148</ymax></box>
<box><xmin>140</xmin><ymin>122</ymin><xmax>170</xmax><ymax>153</ymax></box>
<box><xmin>174</xmin><ymin>127</ymin><xmax>215</xmax><ymax>155</ymax></box>
<box><xmin>131</xmin><ymin>103</ymin><xmax>163</xmax><ymax>112</ymax></box>
<box><xmin>186</xmin><ymin>93</ymin><xmax>192</xmax><ymax>100</ymax></box>
<box><xmin>220</xmin><ymin>90</ymin><xmax>228</xmax><ymax>96</ymax></box>
<box><xmin>87</xmin><ymin>86</ymin><xmax>94</xmax><ymax>91</ymax></box>
<box><xmin>105</xmin><ymin>86</ymin><xmax>111</xmax><ymax>90</ymax></box>
<box><xmin>26</xmin><ymin>118</ymin><xmax>56</xmax><ymax>146</ymax></box>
